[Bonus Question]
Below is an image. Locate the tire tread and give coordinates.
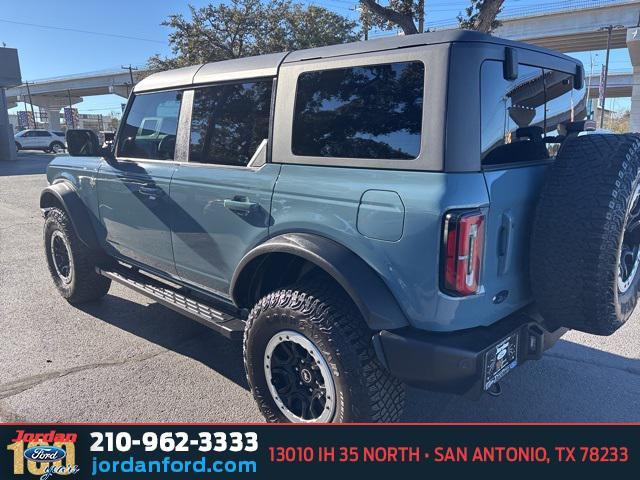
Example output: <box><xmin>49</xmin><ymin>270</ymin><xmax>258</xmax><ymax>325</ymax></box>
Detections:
<box><xmin>243</xmin><ymin>277</ymin><xmax>405</xmax><ymax>422</ymax></box>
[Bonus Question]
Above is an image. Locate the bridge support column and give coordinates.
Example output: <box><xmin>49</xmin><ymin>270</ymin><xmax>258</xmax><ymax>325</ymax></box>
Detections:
<box><xmin>30</xmin><ymin>95</ymin><xmax>82</xmax><ymax>131</ymax></box>
<box><xmin>46</xmin><ymin>106</ymin><xmax>61</xmax><ymax>130</ymax></box>
<box><xmin>0</xmin><ymin>88</ymin><xmax>17</xmax><ymax>161</ymax></box>
<box><xmin>627</xmin><ymin>28</ymin><xmax>640</xmax><ymax>132</ymax></box>
<box><xmin>631</xmin><ymin>67</ymin><xmax>640</xmax><ymax>132</ymax></box>
<box><xmin>109</xmin><ymin>85</ymin><xmax>131</xmax><ymax>98</ymax></box>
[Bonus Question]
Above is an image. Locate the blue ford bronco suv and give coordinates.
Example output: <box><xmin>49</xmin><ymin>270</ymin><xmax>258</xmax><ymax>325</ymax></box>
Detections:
<box><xmin>41</xmin><ymin>31</ymin><xmax>640</xmax><ymax>423</ymax></box>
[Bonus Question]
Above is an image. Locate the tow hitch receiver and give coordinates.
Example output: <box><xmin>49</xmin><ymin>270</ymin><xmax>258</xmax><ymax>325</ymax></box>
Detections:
<box><xmin>373</xmin><ymin>310</ymin><xmax>567</xmax><ymax>398</ymax></box>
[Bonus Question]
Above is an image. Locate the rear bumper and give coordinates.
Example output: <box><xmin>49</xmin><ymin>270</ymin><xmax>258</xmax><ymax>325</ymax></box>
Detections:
<box><xmin>372</xmin><ymin>309</ymin><xmax>566</xmax><ymax>398</ymax></box>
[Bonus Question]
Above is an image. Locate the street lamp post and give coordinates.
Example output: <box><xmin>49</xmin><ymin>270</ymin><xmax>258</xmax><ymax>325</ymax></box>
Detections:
<box><xmin>24</xmin><ymin>81</ymin><xmax>36</xmax><ymax>129</ymax></box>
<box><xmin>587</xmin><ymin>52</ymin><xmax>598</xmax><ymax>118</ymax></box>
<box><xmin>67</xmin><ymin>89</ymin><xmax>75</xmax><ymax>129</ymax></box>
<box><xmin>599</xmin><ymin>25</ymin><xmax>625</xmax><ymax>128</ymax></box>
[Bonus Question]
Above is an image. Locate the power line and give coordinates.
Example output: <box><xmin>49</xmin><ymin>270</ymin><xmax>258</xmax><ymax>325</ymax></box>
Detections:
<box><xmin>0</xmin><ymin>18</ymin><xmax>165</xmax><ymax>44</ymax></box>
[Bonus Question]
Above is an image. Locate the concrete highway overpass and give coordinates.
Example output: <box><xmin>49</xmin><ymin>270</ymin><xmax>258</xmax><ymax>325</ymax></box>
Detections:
<box><xmin>586</xmin><ymin>71</ymin><xmax>634</xmax><ymax>97</ymax></box>
<box><xmin>5</xmin><ymin>68</ymin><xmax>147</xmax><ymax>130</ymax></box>
<box><xmin>493</xmin><ymin>0</ymin><xmax>640</xmax><ymax>53</ymax></box>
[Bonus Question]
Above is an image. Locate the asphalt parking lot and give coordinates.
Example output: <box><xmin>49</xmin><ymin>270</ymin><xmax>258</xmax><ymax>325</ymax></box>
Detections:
<box><xmin>1</xmin><ymin>152</ymin><xmax>639</xmax><ymax>423</ymax></box>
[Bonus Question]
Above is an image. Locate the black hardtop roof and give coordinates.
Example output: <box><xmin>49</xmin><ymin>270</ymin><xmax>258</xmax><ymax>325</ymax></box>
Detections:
<box><xmin>135</xmin><ymin>30</ymin><xmax>581</xmax><ymax>93</ymax></box>
<box><xmin>283</xmin><ymin>29</ymin><xmax>580</xmax><ymax>64</ymax></box>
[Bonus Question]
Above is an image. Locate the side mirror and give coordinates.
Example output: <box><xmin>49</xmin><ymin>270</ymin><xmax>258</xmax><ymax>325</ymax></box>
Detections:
<box><xmin>66</xmin><ymin>129</ymin><xmax>101</xmax><ymax>156</ymax></box>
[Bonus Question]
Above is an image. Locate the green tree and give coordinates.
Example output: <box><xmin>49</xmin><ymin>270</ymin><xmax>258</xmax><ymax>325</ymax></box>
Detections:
<box><xmin>359</xmin><ymin>0</ymin><xmax>422</xmax><ymax>36</ymax></box>
<box><xmin>148</xmin><ymin>0</ymin><xmax>358</xmax><ymax>71</ymax></box>
<box><xmin>359</xmin><ymin>0</ymin><xmax>504</xmax><ymax>36</ymax></box>
<box><xmin>609</xmin><ymin>109</ymin><xmax>631</xmax><ymax>133</ymax></box>
<box><xmin>457</xmin><ymin>0</ymin><xmax>505</xmax><ymax>33</ymax></box>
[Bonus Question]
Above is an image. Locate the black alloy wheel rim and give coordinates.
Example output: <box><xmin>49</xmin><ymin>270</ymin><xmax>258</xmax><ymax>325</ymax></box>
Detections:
<box><xmin>51</xmin><ymin>231</ymin><xmax>72</xmax><ymax>283</ymax></box>
<box><xmin>619</xmin><ymin>184</ymin><xmax>640</xmax><ymax>293</ymax></box>
<box><xmin>264</xmin><ymin>331</ymin><xmax>336</xmax><ymax>422</ymax></box>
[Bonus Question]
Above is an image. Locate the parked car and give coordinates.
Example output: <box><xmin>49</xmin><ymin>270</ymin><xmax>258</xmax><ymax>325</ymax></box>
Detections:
<box><xmin>41</xmin><ymin>30</ymin><xmax>640</xmax><ymax>423</ymax></box>
<box><xmin>15</xmin><ymin>129</ymin><xmax>66</xmax><ymax>153</ymax></box>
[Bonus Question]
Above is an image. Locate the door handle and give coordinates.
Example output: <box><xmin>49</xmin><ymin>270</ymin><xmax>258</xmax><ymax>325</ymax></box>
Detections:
<box><xmin>224</xmin><ymin>197</ymin><xmax>258</xmax><ymax>215</ymax></box>
<box><xmin>139</xmin><ymin>185</ymin><xmax>162</xmax><ymax>197</ymax></box>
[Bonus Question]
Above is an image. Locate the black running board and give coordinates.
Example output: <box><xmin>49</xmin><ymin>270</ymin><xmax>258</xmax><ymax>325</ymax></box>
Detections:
<box><xmin>97</xmin><ymin>266</ymin><xmax>245</xmax><ymax>340</ymax></box>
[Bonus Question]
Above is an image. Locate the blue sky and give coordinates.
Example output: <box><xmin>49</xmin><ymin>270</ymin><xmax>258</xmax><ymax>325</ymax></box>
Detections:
<box><xmin>1</xmin><ymin>0</ymin><xmax>633</xmax><ymax>117</ymax></box>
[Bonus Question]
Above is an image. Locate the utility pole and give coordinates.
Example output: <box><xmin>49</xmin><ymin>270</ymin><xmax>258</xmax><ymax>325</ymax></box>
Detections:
<box><xmin>24</xmin><ymin>81</ymin><xmax>37</xmax><ymax>128</ymax></box>
<box><xmin>417</xmin><ymin>0</ymin><xmax>424</xmax><ymax>33</ymax></box>
<box><xmin>122</xmin><ymin>64</ymin><xmax>138</xmax><ymax>91</ymax></box>
<box><xmin>599</xmin><ymin>25</ymin><xmax>624</xmax><ymax>128</ymax></box>
<box><xmin>67</xmin><ymin>89</ymin><xmax>75</xmax><ymax>129</ymax></box>
<box><xmin>587</xmin><ymin>52</ymin><xmax>598</xmax><ymax>119</ymax></box>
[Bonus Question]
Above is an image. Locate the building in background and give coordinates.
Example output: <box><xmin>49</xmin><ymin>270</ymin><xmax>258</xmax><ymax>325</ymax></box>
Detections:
<box><xmin>8</xmin><ymin>111</ymin><xmax>119</xmax><ymax>134</ymax></box>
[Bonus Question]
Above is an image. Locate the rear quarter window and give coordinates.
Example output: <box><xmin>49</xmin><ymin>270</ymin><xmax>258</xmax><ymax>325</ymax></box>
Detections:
<box><xmin>291</xmin><ymin>61</ymin><xmax>424</xmax><ymax>160</ymax></box>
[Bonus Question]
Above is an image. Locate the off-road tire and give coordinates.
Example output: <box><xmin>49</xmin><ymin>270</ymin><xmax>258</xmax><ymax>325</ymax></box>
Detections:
<box><xmin>531</xmin><ymin>133</ymin><xmax>640</xmax><ymax>335</ymax></box>
<box><xmin>44</xmin><ymin>207</ymin><xmax>111</xmax><ymax>303</ymax></box>
<box><xmin>243</xmin><ymin>277</ymin><xmax>405</xmax><ymax>423</ymax></box>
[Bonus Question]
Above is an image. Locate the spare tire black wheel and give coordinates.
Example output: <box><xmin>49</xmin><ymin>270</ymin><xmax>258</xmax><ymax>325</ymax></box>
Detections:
<box><xmin>531</xmin><ymin>133</ymin><xmax>640</xmax><ymax>335</ymax></box>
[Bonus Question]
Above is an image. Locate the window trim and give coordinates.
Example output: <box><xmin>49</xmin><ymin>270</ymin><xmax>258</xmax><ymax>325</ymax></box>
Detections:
<box><xmin>273</xmin><ymin>46</ymin><xmax>446</xmax><ymax>171</ymax></box>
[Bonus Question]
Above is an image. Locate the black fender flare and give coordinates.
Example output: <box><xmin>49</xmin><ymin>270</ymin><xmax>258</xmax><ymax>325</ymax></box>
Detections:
<box><xmin>40</xmin><ymin>181</ymin><xmax>101</xmax><ymax>251</ymax></box>
<box><xmin>230</xmin><ymin>233</ymin><xmax>409</xmax><ymax>330</ymax></box>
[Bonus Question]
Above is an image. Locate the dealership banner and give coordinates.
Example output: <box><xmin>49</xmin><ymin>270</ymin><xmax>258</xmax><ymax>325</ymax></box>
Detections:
<box><xmin>1</xmin><ymin>424</ymin><xmax>637</xmax><ymax>478</ymax></box>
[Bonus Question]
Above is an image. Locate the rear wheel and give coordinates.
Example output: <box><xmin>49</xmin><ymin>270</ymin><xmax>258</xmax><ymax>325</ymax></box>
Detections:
<box><xmin>531</xmin><ymin>133</ymin><xmax>640</xmax><ymax>335</ymax></box>
<box><xmin>44</xmin><ymin>208</ymin><xmax>111</xmax><ymax>303</ymax></box>
<box><xmin>243</xmin><ymin>277</ymin><xmax>405</xmax><ymax>423</ymax></box>
<box><xmin>49</xmin><ymin>141</ymin><xmax>65</xmax><ymax>154</ymax></box>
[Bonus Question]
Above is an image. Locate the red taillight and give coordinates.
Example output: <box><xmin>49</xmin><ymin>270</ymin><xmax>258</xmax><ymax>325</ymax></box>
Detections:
<box><xmin>442</xmin><ymin>210</ymin><xmax>485</xmax><ymax>296</ymax></box>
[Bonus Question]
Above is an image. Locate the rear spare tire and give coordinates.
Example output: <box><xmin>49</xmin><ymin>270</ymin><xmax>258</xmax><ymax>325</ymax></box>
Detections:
<box><xmin>531</xmin><ymin>133</ymin><xmax>640</xmax><ymax>335</ymax></box>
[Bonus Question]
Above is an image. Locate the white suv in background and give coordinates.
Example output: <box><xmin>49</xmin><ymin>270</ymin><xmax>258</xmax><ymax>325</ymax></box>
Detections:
<box><xmin>15</xmin><ymin>130</ymin><xmax>67</xmax><ymax>153</ymax></box>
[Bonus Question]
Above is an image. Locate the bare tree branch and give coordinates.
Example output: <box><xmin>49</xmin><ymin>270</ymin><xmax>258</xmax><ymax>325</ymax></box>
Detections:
<box><xmin>360</xmin><ymin>0</ymin><xmax>418</xmax><ymax>35</ymax></box>
<box><xmin>476</xmin><ymin>0</ymin><xmax>504</xmax><ymax>33</ymax></box>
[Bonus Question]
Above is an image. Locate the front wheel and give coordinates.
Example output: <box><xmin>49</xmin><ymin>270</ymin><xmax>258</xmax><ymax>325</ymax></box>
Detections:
<box><xmin>243</xmin><ymin>278</ymin><xmax>405</xmax><ymax>423</ymax></box>
<box><xmin>44</xmin><ymin>208</ymin><xmax>111</xmax><ymax>303</ymax></box>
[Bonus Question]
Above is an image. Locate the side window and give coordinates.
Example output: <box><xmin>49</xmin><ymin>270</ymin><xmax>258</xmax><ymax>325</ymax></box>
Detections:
<box><xmin>37</xmin><ymin>131</ymin><xmax>51</xmax><ymax>137</ymax></box>
<box><xmin>117</xmin><ymin>90</ymin><xmax>182</xmax><ymax>160</ymax></box>
<box><xmin>291</xmin><ymin>61</ymin><xmax>424</xmax><ymax>160</ymax></box>
<box><xmin>189</xmin><ymin>80</ymin><xmax>272</xmax><ymax>166</ymax></box>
